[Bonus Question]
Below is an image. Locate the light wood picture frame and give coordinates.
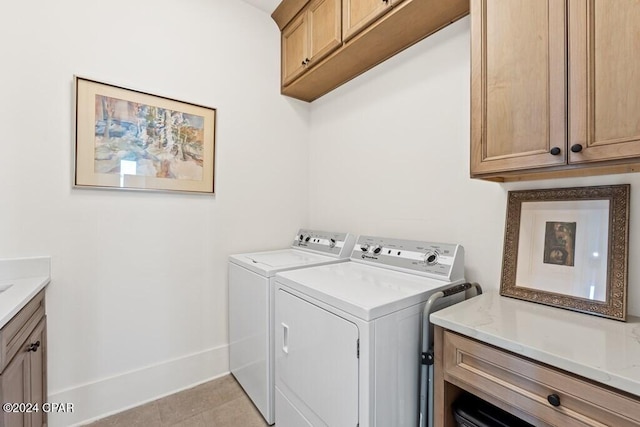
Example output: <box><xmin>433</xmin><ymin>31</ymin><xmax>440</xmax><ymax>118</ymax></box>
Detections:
<box><xmin>500</xmin><ymin>185</ymin><xmax>630</xmax><ymax>321</ymax></box>
<box><xmin>74</xmin><ymin>76</ymin><xmax>216</xmax><ymax>194</ymax></box>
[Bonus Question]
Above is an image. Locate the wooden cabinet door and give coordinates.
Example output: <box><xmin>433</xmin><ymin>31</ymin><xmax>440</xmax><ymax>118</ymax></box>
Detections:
<box><xmin>308</xmin><ymin>0</ymin><xmax>341</xmax><ymax>64</ymax></box>
<box><xmin>343</xmin><ymin>0</ymin><xmax>392</xmax><ymax>41</ymax></box>
<box><xmin>471</xmin><ymin>0</ymin><xmax>567</xmax><ymax>176</ymax></box>
<box><xmin>0</xmin><ymin>348</ymin><xmax>30</xmax><ymax>427</ymax></box>
<box><xmin>282</xmin><ymin>13</ymin><xmax>308</xmax><ymax>86</ymax></box>
<box><xmin>568</xmin><ymin>0</ymin><xmax>640</xmax><ymax>164</ymax></box>
<box><xmin>27</xmin><ymin>319</ymin><xmax>46</xmax><ymax>427</ymax></box>
<box><xmin>0</xmin><ymin>318</ymin><xmax>46</xmax><ymax>427</ymax></box>
<box><xmin>282</xmin><ymin>0</ymin><xmax>341</xmax><ymax>87</ymax></box>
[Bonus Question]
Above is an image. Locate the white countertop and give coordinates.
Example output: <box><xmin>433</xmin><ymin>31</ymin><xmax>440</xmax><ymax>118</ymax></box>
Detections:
<box><xmin>430</xmin><ymin>291</ymin><xmax>640</xmax><ymax>398</ymax></box>
<box><xmin>0</xmin><ymin>257</ymin><xmax>50</xmax><ymax>329</ymax></box>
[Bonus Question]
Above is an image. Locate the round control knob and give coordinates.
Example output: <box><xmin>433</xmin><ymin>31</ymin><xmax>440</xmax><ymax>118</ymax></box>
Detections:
<box><xmin>305</xmin><ymin>236</ymin><xmax>311</xmax><ymax>242</ymax></box>
<box><xmin>373</xmin><ymin>246</ymin><xmax>382</xmax><ymax>254</ymax></box>
<box><xmin>298</xmin><ymin>234</ymin><xmax>304</xmax><ymax>242</ymax></box>
<box><xmin>329</xmin><ymin>238</ymin><xmax>336</xmax><ymax>248</ymax></box>
<box><xmin>424</xmin><ymin>251</ymin><xmax>438</xmax><ymax>265</ymax></box>
<box><xmin>361</xmin><ymin>243</ymin><xmax>370</xmax><ymax>252</ymax></box>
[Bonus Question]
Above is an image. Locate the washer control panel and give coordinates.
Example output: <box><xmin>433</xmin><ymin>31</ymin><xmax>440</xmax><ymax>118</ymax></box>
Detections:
<box><xmin>350</xmin><ymin>235</ymin><xmax>464</xmax><ymax>281</ymax></box>
<box><xmin>291</xmin><ymin>229</ymin><xmax>356</xmax><ymax>258</ymax></box>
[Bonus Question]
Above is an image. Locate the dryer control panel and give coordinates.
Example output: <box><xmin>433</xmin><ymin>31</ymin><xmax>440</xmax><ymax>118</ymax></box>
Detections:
<box><xmin>291</xmin><ymin>229</ymin><xmax>356</xmax><ymax>258</ymax></box>
<box><xmin>350</xmin><ymin>235</ymin><xmax>464</xmax><ymax>281</ymax></box>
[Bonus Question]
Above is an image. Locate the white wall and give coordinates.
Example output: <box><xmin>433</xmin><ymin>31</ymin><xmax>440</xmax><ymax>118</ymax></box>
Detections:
<box><xmin>0</xmin><ymin>1</ymin><xmax>309</xmax><ymax>425</ymax></box>
<box><xmin>3</xmin><ymin>3</ymin><xmax>639</xmax><ymax>425</ymax></box>
<box><xmin>308</xmin><ymin>16</ymin><xmax>640</xmax><ymax>317</ymax></box>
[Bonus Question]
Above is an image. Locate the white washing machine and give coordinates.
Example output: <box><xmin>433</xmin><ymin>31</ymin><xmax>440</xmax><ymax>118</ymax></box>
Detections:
<box><xmin>228</xmin><ymin>229</ymin><xmax>356</xmax><ymax>425</ymax></box>
<box><xmin>274</xmin><ymin>235</ymin><xmax>466</xmax><ymax>427</ymax></box>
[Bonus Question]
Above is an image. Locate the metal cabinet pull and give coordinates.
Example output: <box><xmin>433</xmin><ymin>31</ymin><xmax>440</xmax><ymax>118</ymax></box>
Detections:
<box><xmin>570</xmin><ymin>144</ymin><xmax>583</xmax><ymax>153</ymax></box>
<box><xmin>547</xmin><ymin>393</ymin><xmax>561</xmax><ymax>407</ymax></box>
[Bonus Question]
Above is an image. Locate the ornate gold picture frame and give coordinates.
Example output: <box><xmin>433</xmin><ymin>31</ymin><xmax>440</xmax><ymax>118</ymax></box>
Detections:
<box><xmin>500</xmin><ymin>185</ymin><xmax>630</xmax><ymax>321</ymax></box>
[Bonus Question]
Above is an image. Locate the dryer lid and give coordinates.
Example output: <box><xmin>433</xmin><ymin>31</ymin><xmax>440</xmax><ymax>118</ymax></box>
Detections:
<box><xmin>275</xmin><ymin>262</ymin><xmax>464</xmax><ymax>321</ymax></box>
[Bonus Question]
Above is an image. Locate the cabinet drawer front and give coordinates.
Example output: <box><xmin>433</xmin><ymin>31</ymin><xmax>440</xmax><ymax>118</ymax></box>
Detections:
<box><xmin>0</xmin><ymin>290</ymin><xmax>45</xmax><ymax>372</ymax></box>
<box><xmin>443</xmin><ymin>331</ymin><xmax>640</xmax><ymax>427</ymax></box>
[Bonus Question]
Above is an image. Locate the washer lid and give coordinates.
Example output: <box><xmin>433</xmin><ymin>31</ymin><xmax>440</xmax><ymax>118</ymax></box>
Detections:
<box><xmin>229</xmin><ymin>249</ymin><xmax>344</xmax><ymax>277</ymax></box>
<box><xmin>275</xmin><ymin>262</ymin><xmax>464</xmax><ymax>321</ymax></box>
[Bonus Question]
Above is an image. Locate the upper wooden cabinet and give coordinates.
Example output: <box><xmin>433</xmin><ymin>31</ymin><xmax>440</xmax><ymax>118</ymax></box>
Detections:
<box><xmin>272</xmin><ymin>0</ymin><xmax>469</xmax><ymax>102</ymax></box>
<box><xmin>470</xmin><ymin>0</ymin><xmax>567</xmax><ymax>176</ymax></box>
<box><xmin>569</xmin><ymin>0</ymin><xmax>640</xmax><ymax>164</ymax></box>
<box><xmin>342</xmin><ymin>0</ymin><xmax>403</xmax><ymax>42</ymax></box>
<box><xmin>471</xmin><ymin>0</ymin><xmax>640</xmax><ymax>181</ymax></box>
<box><xmin>282</xmin><ymin>0</ymin><xmax>341</xmax><ymax>86</ymax></box>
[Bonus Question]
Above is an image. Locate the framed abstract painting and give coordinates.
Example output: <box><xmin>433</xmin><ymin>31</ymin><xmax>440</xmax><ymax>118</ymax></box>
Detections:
<box><xmin>74</xmin><ymin>76</ymin><xmax>216</xmax><ymax>194</ymax></box>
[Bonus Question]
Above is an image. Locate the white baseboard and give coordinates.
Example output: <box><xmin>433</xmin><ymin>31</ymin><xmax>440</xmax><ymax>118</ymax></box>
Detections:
<box><xmin>47</xmin><ymin>344</ymin><xmax>229</xmax><ymax>427</ymax></box>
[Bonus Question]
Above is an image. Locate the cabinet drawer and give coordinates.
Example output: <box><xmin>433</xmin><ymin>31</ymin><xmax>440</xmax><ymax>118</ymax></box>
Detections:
<box><xmin>443</xmin><ymin>331</ymin><xmax>640</xmax><ymax>427</ymax></box>
<box><xmin>0</xmin><ymin>290</ymin><xmax>45</xmax><ymax>372</ymax></box>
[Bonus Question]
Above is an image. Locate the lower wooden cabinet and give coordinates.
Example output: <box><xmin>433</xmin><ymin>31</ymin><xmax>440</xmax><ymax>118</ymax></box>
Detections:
<box><xmin>1</xmin><ymin>347</ymin><xmax>29</xmax><ymax>427</ymax></box>
<box><xmin>0</xmin><ymin>291</ymin><xmax>47</xmax><ymax>427</ymax></box>
<box><xmin>434</xmin><ymin>327</ymin><xmax>640</xmax><ymax>427</ymax></box>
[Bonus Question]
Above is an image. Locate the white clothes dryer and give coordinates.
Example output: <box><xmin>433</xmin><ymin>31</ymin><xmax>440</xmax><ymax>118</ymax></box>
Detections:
<box><xmin>228</xmin><ymin>229</ymin><xmax>355</xmax><ymax>425</ymax></box>
<box><xmin>274</xmin><ymin>235</ymin><xmax>467</xmax><ymax>427</ymax></box>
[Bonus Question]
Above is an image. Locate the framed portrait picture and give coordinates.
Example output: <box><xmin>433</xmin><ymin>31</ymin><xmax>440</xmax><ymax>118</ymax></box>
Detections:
<box><xmin>500</xmin><ymin>185</ymin><xmax>630</xmax><ymax>321</ymax></box>
<box><xmin>74</xmin><ymin>76</ymin><xmax>216</xmax><ymax>194</ymax></box>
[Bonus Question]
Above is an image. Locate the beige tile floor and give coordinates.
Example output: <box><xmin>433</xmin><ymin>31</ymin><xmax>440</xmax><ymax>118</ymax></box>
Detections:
<box><xmin>86</xmin><ymin>375</ymin><xmax>269</xmax><ymax>427</ymax></box>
